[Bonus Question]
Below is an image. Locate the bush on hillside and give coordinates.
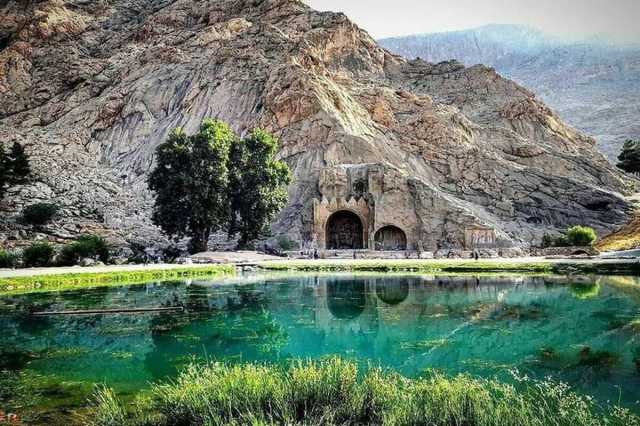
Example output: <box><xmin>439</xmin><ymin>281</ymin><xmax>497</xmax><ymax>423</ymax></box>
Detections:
<box><xmin>542</xmin><ymin>226</ymin><xmax>597</xmax><ymax>248</ymax></box>
<box><xmin>0</xmin><ymin>250</ymin><xmax>19</xmax><ymax>268</ymax></box>
<box><xmin>566</xmin><ymin>226</ymin><xmax>597</xmax><ymax>246</ymax></box>
<box><xmin>21</xmin><ymin>202</ymin><xmax>60</xmax><ymax>226</ymax></box>
<box><xmin>57</xmin><ymin>235</ymin><xmax>110</xmax><ymax>266</ymax></box>
<box><xmin>276</xmin><ymin>234</ymin><xmax>298</xmax><ymax>251</ymax></box>
<box><xmin>22</xmin><ymin>242</ymin><xmax>55</xmax><ymax>267</ymax></box>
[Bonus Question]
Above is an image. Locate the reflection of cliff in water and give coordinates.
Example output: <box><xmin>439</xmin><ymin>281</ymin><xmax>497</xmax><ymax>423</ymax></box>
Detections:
<box><xmin>1</xmin><ymin>273</ymin><xmax>635</xmax><ymax>391</ymax></box>
<box><xmin>327</xmin><ymin>279</ymin><xmax>367</xmax><ymax>319</ymax></box>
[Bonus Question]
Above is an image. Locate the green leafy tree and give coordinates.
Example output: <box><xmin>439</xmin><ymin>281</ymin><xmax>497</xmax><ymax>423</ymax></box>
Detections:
<box><xmin>229</xmin><ymin>129</ymin><xmax>291</xmax><ymax>248</ymax></box>
<box><xmin>7</xmin><ymin>142</ymin><xmax>31</xmax><ymax>183</ymax></box>
<box><xmin>148</xmin><ymin>120</ymin><xmax>235</xmax><ymax>254</ymax></box>
<box><xmin>148</xmin><ymin>120</ymin><xmax>291</xmax><ymax>253</ymax></box>
<box><xmin>0</xmin><ymin>142</ymin><xmax>31</xmax><ymax>201</ymax></box>
<box><xmin>617</xmin><ymin>140</ymin><xmax>640</xmax><ymax>173</ymax></box>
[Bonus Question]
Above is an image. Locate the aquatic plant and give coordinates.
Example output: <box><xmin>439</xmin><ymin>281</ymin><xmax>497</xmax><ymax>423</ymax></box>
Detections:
<box><xmin>576</xmin><ymin>346</ymin><xmax>620</xmax><ymax>369</ymax></box>
<box><xmin>569</xmin><ymin>282</ymin><xmax>601</xmax><ymax>300</ymax></box>
<box><xmin>87</xmin><ymin>357</ymin><xmax>639</xmax><ymax>426</ymax></box>
<box><xmin>90</xmin><ymin>386</ymin><xmax>126</xmax><ymax>426</ymax></box>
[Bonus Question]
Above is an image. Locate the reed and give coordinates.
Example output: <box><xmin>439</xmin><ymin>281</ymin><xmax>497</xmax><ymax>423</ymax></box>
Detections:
<box><xmin>89</xmin><ymin>357</ymin><xmax>639</xmax><ymax>426</ymax></box>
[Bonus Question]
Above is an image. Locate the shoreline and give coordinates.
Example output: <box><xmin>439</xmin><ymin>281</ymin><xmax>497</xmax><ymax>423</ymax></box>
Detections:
<box><xmin>0</xmin><ymin>256</ymin><xmax>638</xmax><ymax>295</ymax></box>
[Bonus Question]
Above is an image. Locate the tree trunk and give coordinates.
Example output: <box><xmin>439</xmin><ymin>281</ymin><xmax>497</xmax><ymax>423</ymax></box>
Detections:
<box><xmin>189</xmin><ymin>228</ymin><xmax>210</xmax><ymax>254</ymax></box>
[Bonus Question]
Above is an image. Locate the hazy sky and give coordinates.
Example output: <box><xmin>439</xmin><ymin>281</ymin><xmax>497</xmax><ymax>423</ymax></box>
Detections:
<box><xmin>304</xmin><ymin>0</ymin><xmax>640</xmax><ymax>42</ymax></box>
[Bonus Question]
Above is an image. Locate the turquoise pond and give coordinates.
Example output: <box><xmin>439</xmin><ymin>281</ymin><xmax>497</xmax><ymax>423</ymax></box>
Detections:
<box><xmin>2</xmin><ymin>273</ymin><xmax>640</xmax><ymax>417</ymax></box>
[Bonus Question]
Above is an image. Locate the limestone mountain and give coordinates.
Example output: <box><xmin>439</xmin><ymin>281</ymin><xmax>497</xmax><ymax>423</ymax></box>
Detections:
<box><xmin>380</xmin><ymin>24</ymin><xmax>640</xmax><ymax>162</ymax></box>
<box><xmin>0</xmin><ymin>0</ymin><xmax>635</xmax><ymax>253</ymax></box>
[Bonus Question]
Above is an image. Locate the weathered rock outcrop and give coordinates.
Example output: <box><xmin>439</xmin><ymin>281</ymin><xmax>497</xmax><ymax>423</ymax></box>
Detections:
<box><xmin>0</xmin><ymin>0</ymin><xmax>635</xmax><ymax>251</ymax></box>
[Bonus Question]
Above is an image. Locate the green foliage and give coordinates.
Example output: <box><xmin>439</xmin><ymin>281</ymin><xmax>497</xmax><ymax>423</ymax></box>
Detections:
<box><xmin>569</xmin><ymin>282</ymin><xmax>600</xmax><ymax>299</ymax></box>
<box><xmin>88</xmin><ymin>357</ymin><xmax>638</xmax><ymax>426</ymax></box>
<box><xmin>90</xmin><ymin>386</ymin><xmax>127</xmax><ymax>426</ymax></box>
<box><xmin>541</xmin><ymin>233</ymin><xmax>554</xmax><ymax>248</ymax></box>
<box><xmin>566</xmin><ymin>225</ymin><xmax>597</xmax><ymax>246</ymax></box>
<box><xmin>259</xmin><ymin>259</ymin><xmax>554</xmax><ymax>274</ymax></box>
<box><xmin>543</xmin><ymin>226</ymin><xmax>597</xmax><ymax>248</ymax></box>
<box><xmin>148</xmin><ymin>120</ymin><xmax>235</xmax><ymax>254</ymax></box>
<box><xmin>0</xmin><ymin>142</ymin><xmax>31</xmax><ymax>201</ymax></box>
<box><xmin>0</xmin><ymin>249</ymin><xmax>19</xmax><ymax>268</ymax></box>
<box><xmin>229</xmin><ymin>129</ymin><xmax>292</xmax><ymax>248</ymax></box>
<box><xmin>7</xmin><ymin>142</ymin><xmax>31</xmax><ymax>182</ymax></box>
<box><xmin>617</xmin><ymin>139</ymin><xmax>640</xmax><ymax>173</ymax></box>
<box><xmin>57</xmin><ymin>235</ymin><xmax>110</xmax><ymax>266</ymax></box>
<box><xmin>161</xmin><ymin>245</ymin><xmax>183</xmax><ymax>263</ymax></box>
<box><xmin>21</xmin><ymin>202</ymin><xmax>60</xmax><ymax>226</ymax></box>
<box><xmin>276</xmin><ymin>234</ymin><xmax>298</xmax><ymax>251</ymax></box>
<box><xmin>553</xmin><ymin>235</ymin><xmax>570</xmax><ymax>247</ymax></box>
<box><xmin>148</xmin><ymin>120</ymin><xmax>291</xmax><ymax>253</ymax></box>
<box><xmin>0</xmin><ymin>265</ymin><xmax>235</xmax><ymax>295</ymax></box>
<box><xmin>22</xmin><ymin>242</ymin><xmax>55</xmax><ymax>267</ymax></box>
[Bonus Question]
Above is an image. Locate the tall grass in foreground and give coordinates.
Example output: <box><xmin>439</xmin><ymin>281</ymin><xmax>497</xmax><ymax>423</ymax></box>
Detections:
<box><xmin>89</xmin><ymin>358</ymin><xmax>639</xmax><ymax>426</ymax></box>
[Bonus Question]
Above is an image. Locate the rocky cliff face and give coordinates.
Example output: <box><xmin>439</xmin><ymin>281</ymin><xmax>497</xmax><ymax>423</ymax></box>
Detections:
<box><xmin>380</xmin><ymin>25</ymin><xmax>640</xmax><ymax>162</ymax></box>
<box><xmin>0</xmin><ymin>0</ymin><xmax>635</xmax><ymax>252</ymax></box>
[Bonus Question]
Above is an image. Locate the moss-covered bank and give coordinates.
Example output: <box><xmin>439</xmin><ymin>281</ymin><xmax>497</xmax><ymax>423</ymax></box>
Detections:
<box><xmin>258</xmin><ymin>259</ymin><xmax>554</xmax><ymax>274</ymax></box>
<box><xmin>89</xmin><ymin>357</ymin><xmax>638</xmax><ymax>426</ymax></box>
<box><xmin>0</xmin><ymin>265</ymin><xmax>235</xmax><ymax>295</ymax></box>
<box><xmin>258</xmin><ymin>259</ymin><xmax>640</xmax><ymax>275</ymax></box>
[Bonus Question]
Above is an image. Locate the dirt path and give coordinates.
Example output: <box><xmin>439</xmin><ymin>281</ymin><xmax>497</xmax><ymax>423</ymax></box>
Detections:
<box><xmin>0</xmin><ymin>251</ymin><xmax>285</xmax><ymax>278</ymax></box>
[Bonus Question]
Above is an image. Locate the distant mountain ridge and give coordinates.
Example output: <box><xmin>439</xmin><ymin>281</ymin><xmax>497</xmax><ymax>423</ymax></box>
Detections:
<box><xmin>380</xmin><ymin>24</ymin><xmax>640</xmax><ymax>161</ymax></box>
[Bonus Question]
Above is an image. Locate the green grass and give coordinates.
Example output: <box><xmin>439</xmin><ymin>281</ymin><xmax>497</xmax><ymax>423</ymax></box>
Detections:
<box><xmin>87</xmin><ymin>357</ymin><xmax>639</xmax><ymax>426</ymax></box>
<box><xmin>259</xmin><ymin>259</ymin><xmax>640</xmax><ymax>276</ymax></box>
<box><xmin>0</xmin><ymin>265</ymin><xmax>235</xmax><ymax>295</ymax></box>
<box><xmin>258</xmin><ymin>259</ymin><xmax>555</xmax><ymax>274</ymax></box>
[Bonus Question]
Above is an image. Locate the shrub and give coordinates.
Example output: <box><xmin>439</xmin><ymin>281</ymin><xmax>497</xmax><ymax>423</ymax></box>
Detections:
<box><xmin>553</xmin><ymin>235</ymin><xmax>570</xmax><ymax>247</ymax></box>
<box><xmin>0</xmin><ymin>249</ymin><xmax>19</xmax><ymax>268</ymax></box>
<box><xmin>617</xmin><ymin>139</ymin><xmax>640</xmax><ymax>173</ymax></box>
<box><xmin>276</xmin><ymin>234</ymin><xmax>298</xmax><ymax>251</ymax></box>
<box><xmin>21</xmin><ymin>202</ymin><xmax>60</xmax><ymax>226</ymax></box>
<box><xmin>566</xmin><ymin>225</ymin><xmax>597</xmax><ymax>246</ymax></box>
<box><xmin>22</xmin><ymin>242</ymin><xmax>55</xmax><ymax>267</ymax></box>
<box><xmin>57</xmin><ymin>235</ymin><xmax>110</xmax><ymax>266</ymax></box>
<box><xmin>541</xmin><ymin>233</ymin><xmax>554</xmax><ymax>248</ymax></box>
<box><xmin>88</xmin><ymin>357</ymin><xmax>639</xmax><ymax>426</ymax></box>
<box><xmin>162</xmin><ymin>245</ymin><xmax>183</xmax><ymax>263</ymax></box>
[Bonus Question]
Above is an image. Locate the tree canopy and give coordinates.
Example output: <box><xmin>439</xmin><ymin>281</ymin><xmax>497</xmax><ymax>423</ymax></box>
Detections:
<box><xmin>617</xmin><ymin>140</ymin><xmax>640</xmax><ymax>174</ymax></box>
<box><xmin>148</xmin><ymin>119</ymin><xmax>291</xmax><ymax>253</ymax></box>
<box><xmin>229</xmin><ymin>129</ymin><xmax>291</xmax><ymax>248</ymax></box>
<box><xmin>0</xmin><ymin>142</ymin><xmax>31</xmax><ymax>201</ymax></box>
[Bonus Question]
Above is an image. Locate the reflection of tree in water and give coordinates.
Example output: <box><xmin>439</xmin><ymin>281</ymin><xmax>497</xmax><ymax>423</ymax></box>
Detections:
<box><xmin>375</xmin><ymin>279</ymin><xmax>410</xmax><ymax>306</ymax></box>
<box><xmin>327</xmin><ymin>280</ymin><xmax>366</xmax><ymax>320</ymax></box>
<box><xmin>144</xmin><ymin>285</ymin><xmax>286</xmax><ymax>380</ymax></box>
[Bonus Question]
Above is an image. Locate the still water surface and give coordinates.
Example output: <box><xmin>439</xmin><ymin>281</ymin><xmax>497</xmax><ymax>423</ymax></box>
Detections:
<box><xmin>1</xmin><ymin>273</ymin><xmax>640</xmax><ymax>415</ymax></box>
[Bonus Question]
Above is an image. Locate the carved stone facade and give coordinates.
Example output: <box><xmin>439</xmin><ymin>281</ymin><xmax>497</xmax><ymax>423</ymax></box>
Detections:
<box><xmin>313</xmin><ymin>197</ymin><xmax>371</xmax><ymax>249</ymax></box>
<box><xmin>464</xmin><ymin>227</ymin><xmax>497</xmax><ymax>249</ymax></box>
<box><xmin>312</xmin><ymin>164</ymin><xmax>503</xmax><ymax>252</ymax></box>
<box><xmin>313</xmin><ymin>164</ymin><xmax>417</xmax><ymax>250</ymax></box>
